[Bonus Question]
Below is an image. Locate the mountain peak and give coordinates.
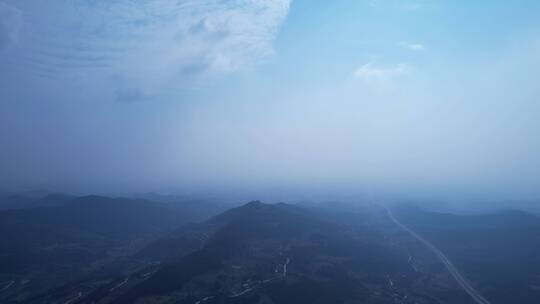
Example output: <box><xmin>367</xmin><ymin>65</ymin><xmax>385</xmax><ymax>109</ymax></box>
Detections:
<box><xmin>246</xmin><ymin>200</ymin><xmax>263</xmax><ymax>207</ymax></box>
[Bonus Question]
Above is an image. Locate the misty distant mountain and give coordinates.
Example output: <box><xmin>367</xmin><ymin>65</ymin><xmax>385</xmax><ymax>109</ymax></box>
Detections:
<box><xmin>132</xmin><ymin>192</ymin><xmax>232</xmax><ymax>222</ymax></box>
<box><xmin>0</xmin><ymin>191</ymin><xmax>74</xmax><ymax>210</ymax></box>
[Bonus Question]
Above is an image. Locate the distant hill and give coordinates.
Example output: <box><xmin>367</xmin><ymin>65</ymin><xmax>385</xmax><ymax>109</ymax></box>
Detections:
<box><xmin>74</xmin><ymin>201</ymin><xmax>415</xmax><ymax>304</ymax></box>
<box><xmin>0</xmin><ymin>192</ymin><xmax>73</xmax><ymax>210</ymax></box>
<box><xmin>0</xmin><ymin>194</ymin><xmax>223</xmax><ymax>301</ymax></box>
<box><xmin>12</xmin><ymin>200</ymin><xmax>538</xmax><ymax>304</ymax></box>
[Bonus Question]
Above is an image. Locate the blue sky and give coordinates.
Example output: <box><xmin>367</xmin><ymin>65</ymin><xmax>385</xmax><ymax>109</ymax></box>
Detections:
<box><xmin>1</xmin><ymin>0</ymin><xmax>539</xmax><ymax>200</ymax></box>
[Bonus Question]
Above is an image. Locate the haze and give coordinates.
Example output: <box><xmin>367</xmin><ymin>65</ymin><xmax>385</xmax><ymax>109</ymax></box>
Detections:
<box><xmin>1</xmin><ymin>0</ymin><xmax>539</xmax><ymax>202</ymax></box>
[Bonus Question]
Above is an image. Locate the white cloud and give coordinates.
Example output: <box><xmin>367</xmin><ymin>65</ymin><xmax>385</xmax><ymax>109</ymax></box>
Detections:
<box><xmin>399</xmin><ymin>42</ymin><xmax>425</xmax><ymax>51</ymax></box>
<box><xmin>3</xmin><ymin>0</ymin><xmax>291</xmax><ymax>98</ymax></box>
<box><xmin>354</xmin><ymin>62</ymin><xmax>409</xmax><ymax>81</ymax></box>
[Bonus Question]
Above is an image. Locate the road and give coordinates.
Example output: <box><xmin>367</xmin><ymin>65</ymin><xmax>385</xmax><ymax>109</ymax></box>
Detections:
<box><xmin>383</xmin><ymin>205</ymin><xmax>492</xmax><ymax>304</ymax></box>
<box><xmin>110</xmin><ymin>278</ymin><xmax>129</xmax><ymax>292</ymax></box>
<box><xmin>283</xmin><ymin>257</ymin><xmax>290</xmax><ymax>277</ymax></box>
<box><xmin>408</xmin><ymin>255</ymin><xmax>418</xmax><ymax>272</ymax></box>
<box><xmin>64</xmin><ymin>292</ymin><xmax>82</xmax><ymax>304</ymax></box>
<box><xmin>0</xmin><ymin>281</ymin><xmax>14</xmax><ymax>292</ymax></box>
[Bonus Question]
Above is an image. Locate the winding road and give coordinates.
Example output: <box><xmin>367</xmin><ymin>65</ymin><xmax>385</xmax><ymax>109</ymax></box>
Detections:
<box><xmin>383</xmin><ymin>205</ymin><xmax>492</xmax><ymax>304</ymax></box>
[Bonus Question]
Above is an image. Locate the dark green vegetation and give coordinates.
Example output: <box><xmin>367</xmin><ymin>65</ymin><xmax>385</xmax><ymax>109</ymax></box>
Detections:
<box><xmin>1</xmin><ymin>194</ymin><xmax>539</xmax><ymax>304</ymax></box>
<box><xmin>0</xmin><ymin>194</ymin><xmax>226</xmax><ymax>302</ymax></box>
<box><xmin>45</xmin><ymin>201</ymin><xmax>437</xmax><ymax>304</ymax></box>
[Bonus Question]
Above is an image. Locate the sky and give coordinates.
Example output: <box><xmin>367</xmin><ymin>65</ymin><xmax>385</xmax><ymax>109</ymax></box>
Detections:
<box><xmin>1</xmin><ymin>0</ymin><xmax>539</xmax><ymax>202</ymax></box>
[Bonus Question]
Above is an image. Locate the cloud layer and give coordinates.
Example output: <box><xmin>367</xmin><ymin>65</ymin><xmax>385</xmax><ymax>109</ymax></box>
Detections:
<box><xmin>1</xmin><ymin>0</ymin><xmax>291</xmax><ymax>98</ymax></box>
<box><xmin>2</xmin><ymin>0</ymin><xmax>540</xmax><ymax>203</ymax></box>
